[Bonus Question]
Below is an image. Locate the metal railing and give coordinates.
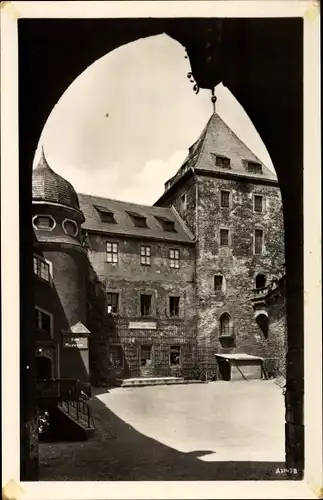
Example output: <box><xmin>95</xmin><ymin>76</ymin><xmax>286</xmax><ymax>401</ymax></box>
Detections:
<box><xmin>36</xmin><ymin>378</ymin><xmax>91</xmax><ymax>401</ymax></box>
<box><xmin>59</xmin><ymin>398</ymin><xmax>92</xmax><ymax>429</ymax></box>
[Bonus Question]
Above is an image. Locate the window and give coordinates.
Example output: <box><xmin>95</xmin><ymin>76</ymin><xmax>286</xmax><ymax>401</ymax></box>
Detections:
<box><xmin>247</xmin><ymin>161</ymin><xmax>262</xmax><ymax>174</ymax></box>
<box><xmin>254</xmin><ymin>195</ymin><xmax>263</xmax><ymax>213</ymax></box>
<box><xmin>254</xmin><ymin>229</ymin><xmax>264</xmax><ymax>254</ymax></box>
<box><xmin>62</xmin><ymin>218</ymin><xmax>78</xmax><ymax>236</ymax></box>
<box><xmin>33</xmin><ymin>215</ymin><xmax>55</xmax><ymax>231</ymax></box>
<box><xmin>220</xmin><ymin>313</ymin><xmax>231</xmax><ymax>337</ymax></box>
<box><xmin>141</xmin><ymin>345</ymin><xmax>152</xmax><ymax>367</ymax></box>
<box><xmin>215</xmin><ymin>155</ymin><xmax>231</xmax><ymax>168</ymax></box>
<box><xmin>127</xmin><ymin>211</ymin><xmax>147</xmax><ymax>228</ymax></box>
<box><xmin>107</xmin><ymin>293</ymin><xmax>119</xmax><ymax>314</ymax></box>
<box><xmin>169</xmin><ymin>296</ymin><xmax>180</xmax><ymax>317</ymax></box>
<box><xmin>35</xmin><ymin>308</ymin><xmax>52</xmax><ymax>335</ymax></box>
<box><xmin>94</xmin><ymin>205</ymin><xmax>116</xmax><ymax>224</ymax></box>
<box><xmin>33</xmin><ymin>255</ymin><xmax>51</xmax><ymax>282</ymax></box>
<box><xmin>140</xmin><ymin>246</ymin><xmax>151</xmax><ymax>266</ymax></box>
<box><xmin>214</xmin><ymin>275</ymin><xmax>223</xmax><ymax>292</ymax></box>
<box><xmin>169</xmin><ymin>249</ymin><xmax>180</xmax><ymax>268</ymax></box>
<box><xmin>220</xmin><ymin>229</ymin><xmax>229</xmax><ymax>246</ymax></box>
<box><xmin>180</xmin><ymin>193</ymin><xmax>187</xmax><ymax>211</ymax></box>
<box><xmin>106</xmin><ymin>242</ymin><xmax>118</xmax><ymax>263</ymax></box>
<box><xmin>256</xmin><ymin>274</ymin><xmax>267</xmax><ymax>289</ymax></box>
<box><xmin>108</xmin><ymin>345</ymin><xmax>124</xmax><ymax>368</ymax></box>
<box><xmin>140</xmin><ymin>295</ymin><xmax>152</xmax><ymax>316</ymax></box>
<box><xmin>220</xmin><ymin>190</ymin><xmax>230</xmax><ymax>208</ymax></box>
<box><xmin>170</xmin><ymin>346</ymin><xmax>181</xmax><ymax>366</ymax></box>
<box><xmin>156</xmin><ymin>216</ymin><xmax>176</xmax><ymax>232</ymax></box>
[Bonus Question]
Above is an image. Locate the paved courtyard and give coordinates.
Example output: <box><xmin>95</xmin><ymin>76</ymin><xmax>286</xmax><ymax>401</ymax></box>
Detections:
<box><xmin>40</xmin><ymin>380</ymin><xmax>286</xmax><ymax>481</ymax></box>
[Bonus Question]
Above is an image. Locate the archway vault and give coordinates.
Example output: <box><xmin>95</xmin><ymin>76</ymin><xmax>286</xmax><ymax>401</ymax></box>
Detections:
<box><xmin>19</xmin><ymin>17</ymin><xmax>304</xmax><ymax>478</ymax></box>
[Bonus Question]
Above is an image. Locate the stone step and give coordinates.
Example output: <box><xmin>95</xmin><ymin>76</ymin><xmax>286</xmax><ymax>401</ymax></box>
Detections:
<box><xmin>116</xmin><ymin>377</ymin><xmax>205</xmax><ymax>388</ymax></box>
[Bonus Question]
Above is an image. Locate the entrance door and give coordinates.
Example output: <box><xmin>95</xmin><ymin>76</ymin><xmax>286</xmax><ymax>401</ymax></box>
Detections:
<box><xmin>140</xmin><ymin>345</ymin><xmax>153</xmax><ymax>377</ymax></box>
<box><xmin>36</xmin><ymin>355</ymin><xmax>52</xmax><ymax>379</ymax></box>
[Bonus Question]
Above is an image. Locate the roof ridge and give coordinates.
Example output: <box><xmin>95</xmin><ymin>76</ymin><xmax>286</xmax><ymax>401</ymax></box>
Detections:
<box><xmin>77</xmin><ymin>192</ymin><xmax>172</xmax><ymax>211</ymax></box>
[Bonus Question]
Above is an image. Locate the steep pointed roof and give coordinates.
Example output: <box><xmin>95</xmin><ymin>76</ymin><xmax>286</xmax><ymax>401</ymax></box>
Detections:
<box><xmin>161</xmin><ymin>113</ymin><xmax>277</xmax><ymax>196</ymax></box>
<box><xmin>32</xmin><ymin>147</ymin><xmax>81</xmax><ymax>211</ymax></box>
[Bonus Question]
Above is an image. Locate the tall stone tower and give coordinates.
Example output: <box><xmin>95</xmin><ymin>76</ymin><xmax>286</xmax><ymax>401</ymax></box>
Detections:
<box><xmin>32</xmin><ymin>149</ymin><xmax>90</xmax><ymax>383</ymax></box>
<box><xmin>155</xmin><ymin>111</ymin><xmax>285</xmax><ymax>378</ymax></box>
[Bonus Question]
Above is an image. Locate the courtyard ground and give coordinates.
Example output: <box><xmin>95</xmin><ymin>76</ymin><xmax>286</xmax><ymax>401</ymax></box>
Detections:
<box><xmin>39</xmin><ymin>380</ymin><xmax>287</xmax><ymax>481</ymax></box>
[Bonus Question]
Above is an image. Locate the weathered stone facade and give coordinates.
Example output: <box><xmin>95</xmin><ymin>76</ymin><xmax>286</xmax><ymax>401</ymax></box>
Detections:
<box><xmin>85</xmin><ymin>234</ymin><xmax>197</xmax><ymax>384</ymax></box>
<box><xmin>33</xmin><ymin>111</ymin><xmax>286</xmax><ymax>385</ymax></box>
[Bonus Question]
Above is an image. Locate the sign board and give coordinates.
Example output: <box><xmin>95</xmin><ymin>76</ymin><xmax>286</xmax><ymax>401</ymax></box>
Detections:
<box><xmin>63</xmin><ymin>336</ymin><xmax>88</xmax><ymax>349</ymax></box>
<box><xmin>128</xmin><ymin>321</ymin><xmax>157</xmax><ymax>330</ymax></box>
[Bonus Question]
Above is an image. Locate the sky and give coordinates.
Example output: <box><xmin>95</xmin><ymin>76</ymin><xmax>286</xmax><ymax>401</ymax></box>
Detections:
<box><xmin>34</xmin><ymin>33</ymin><xmax>275</xmax><ymax>205</ymax></box>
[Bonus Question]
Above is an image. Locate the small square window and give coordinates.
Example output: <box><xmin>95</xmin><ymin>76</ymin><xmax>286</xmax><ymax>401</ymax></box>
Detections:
<box><xmin>220</xmin><ymin>190</ymin><xmax>230</xmax><ymax>208</ymax></box>
<box><xmin>215</xmin><ymin>156</ymin><xmax>231</xmax><ymax>168</ymax></box>
<box><xmin>33</xmin><ymin>255</ymin><xmax>51</xmax><ymax>282</ymax></box>
<box><xmin>107</xmin><ymin>292</ymin><xmax>119</xmax><ymax>314</ymax></box>
<box><xmin>35</xmin><ymin>308</ymin><xmax>52</xmax><ymax>335</ymax></box>
<box><xmin>140</xmin><ymin>246</ymin><xmax>151</xmax><ymax>266</ymax></box>
<box><xmin>169</xmin><ymin>296</ymin><xmax>180</xmax><ymax>317</ymax></box>
<box><xmin>170</xmin><ymin>249</ymin><xmax>180</xmax><ymax>269</ymax></box>
<box><xmin>170</xmin><ymin>346</ymin><xmax>181</xmax><ymax>366</ymax></box>
<box><xmin>220</xmin><ymin>229</ymin><xmax>229</xmax><ymax>246</ymax></box>
<box><xmin>254</xmin><ymin>195</ymin><xmax>263</xmax><ymax>213</ymax></box>
<box><xmin>140</xmin><ymin>295</ymin><xmax>152</xmax><ymax>316</ymax></box>
<box><xmin>247</xmin><ymin>161</ymin><xmax>262</xmax><ymax>174</ymax></box>
<box><xmin>106</xmin><ymin>242</ymin><xmax>118</xmax><ymax>263</ymax></box>
<box><xmin>214</xmin><ymin>275</ymin><xmax>223</xmax><ymax>292</ymax></box>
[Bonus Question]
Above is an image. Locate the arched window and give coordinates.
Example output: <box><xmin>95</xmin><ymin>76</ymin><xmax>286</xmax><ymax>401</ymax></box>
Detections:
<box><xmin>256</xmin><ymin>274</ymin><xmax>267</xmax><ymax>289</ymax></box>
<box><xmin>220</xmin><ymin>313</ymin><xmax>231</xmax><ymax>337</ymax></box>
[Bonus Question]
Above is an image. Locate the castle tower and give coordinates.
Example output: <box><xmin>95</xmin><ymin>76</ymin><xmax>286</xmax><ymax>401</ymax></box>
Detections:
<box><xmin>156</xmin><ymin>111</ymin><xmax>285</xmax><ymax>379</ymax></box>
<box><xmin>32</xmin><ymin>148</ymin><xmax>90</xmax><ymax>383</ymax></box>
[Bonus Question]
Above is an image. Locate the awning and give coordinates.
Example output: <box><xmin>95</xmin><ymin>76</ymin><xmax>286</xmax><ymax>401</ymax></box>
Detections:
<box><xmin>215</xmin><ymin>353</ymin><xmax>264</xmax><ymax>362</ymax></box>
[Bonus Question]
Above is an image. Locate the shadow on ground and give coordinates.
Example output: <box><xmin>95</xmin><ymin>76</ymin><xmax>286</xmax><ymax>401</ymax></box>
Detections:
<box><xmin>39</xmin><ymin>393</ymin><xmax>297</xmax><ymax>481</ymax></box>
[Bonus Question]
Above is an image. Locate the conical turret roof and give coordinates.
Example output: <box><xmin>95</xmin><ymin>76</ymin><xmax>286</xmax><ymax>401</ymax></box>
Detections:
<box><xmin>32</xmin><ymin>148</ymin><xmax>80</xmax><ymax>211</ymax></box>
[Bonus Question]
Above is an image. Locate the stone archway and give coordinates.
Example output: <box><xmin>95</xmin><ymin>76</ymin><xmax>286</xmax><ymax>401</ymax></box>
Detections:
<box><xmin>19</xmin><ymin>18</ymin><xmax>304</xmax><ymax>479</ymax></box>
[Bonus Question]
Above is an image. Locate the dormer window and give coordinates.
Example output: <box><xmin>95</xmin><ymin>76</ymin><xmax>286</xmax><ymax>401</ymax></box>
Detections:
<box><xmin>94</xmin><ymin>205</ymin><xmax>116</xmax><ymax>224</ymax></box>
<box><xmin>156</xmin><ymin>216</ymin><xmax>176</xmax><ymax>232</ymax></box>
<box><xmin>246</xmin><ymin>161</ymin><xmax>262</xmax><ymax>174</ymax></box>
<box><xmin>126</xmin><ymin>211</ymin><xmax>147</xmax><ymax>228</ymax></box>
<box><xmin>214</xmin><ymin>155</ymin><xmax>231</xmax><ymax>169</ymax></box>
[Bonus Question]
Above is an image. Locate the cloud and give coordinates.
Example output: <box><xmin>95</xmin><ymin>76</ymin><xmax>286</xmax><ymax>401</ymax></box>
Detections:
<box><xmin>36</xmin><ymin>149</ymin><xmax>187</xmax><ymax>206</ymax></box>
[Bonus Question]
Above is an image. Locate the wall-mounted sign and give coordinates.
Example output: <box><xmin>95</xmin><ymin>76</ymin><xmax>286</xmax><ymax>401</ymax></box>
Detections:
<box><xmin>128</xmin><ymin>321</ymin><xmax>157</xmax><ymax>330</ymax></box>
<box><xmin>63</xmin><ymin>336</ymin><xmax>88</xmax><ymax>349</ymax></box>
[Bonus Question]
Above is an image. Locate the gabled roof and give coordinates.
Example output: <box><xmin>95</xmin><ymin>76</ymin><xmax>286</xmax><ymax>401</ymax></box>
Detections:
<box><xmin>163</xmin><ymin>112</ymin><xmax>277</xmax><ymax>192</ymax></box>
<box><xmin>78</xmin><ymin>193</ymin><xmax>195</xmax><ymax>243</ymax></box>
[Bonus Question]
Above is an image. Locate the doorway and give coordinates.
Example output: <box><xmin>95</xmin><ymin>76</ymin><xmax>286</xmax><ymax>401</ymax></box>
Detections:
<box><xmin>36</xmin><ymin>355</ymin><xmax>52</xmax><ymax>379</ymax></box>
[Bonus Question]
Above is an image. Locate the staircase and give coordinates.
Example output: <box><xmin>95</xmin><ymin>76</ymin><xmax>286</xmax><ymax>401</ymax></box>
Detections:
<box><xmin>116</xmin><ymin>376</ymin><xmax>204</xmax><ymax>388</ymax></box>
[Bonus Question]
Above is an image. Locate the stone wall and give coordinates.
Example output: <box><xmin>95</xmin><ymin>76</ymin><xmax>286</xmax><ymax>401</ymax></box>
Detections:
<box><xmin>86</xmin><ymin>234</ymin><xmax>197</xmax><ymax>383</ymax></box>
<box><xmin>194</xmin><ymin>175</ymin><xmax>285</xmax><ymax>375</ymax></box>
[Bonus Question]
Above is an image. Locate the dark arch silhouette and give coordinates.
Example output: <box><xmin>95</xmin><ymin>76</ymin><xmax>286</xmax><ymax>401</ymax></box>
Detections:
<box><xmin>19</xmin><ymin>18</ymin><xmax>304</xmax><ymax>479</ymax></box>
<box><xmin>256</xmin><ymin>274</ymin><xmax>267</xmax><ymax>289</ymax></box>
